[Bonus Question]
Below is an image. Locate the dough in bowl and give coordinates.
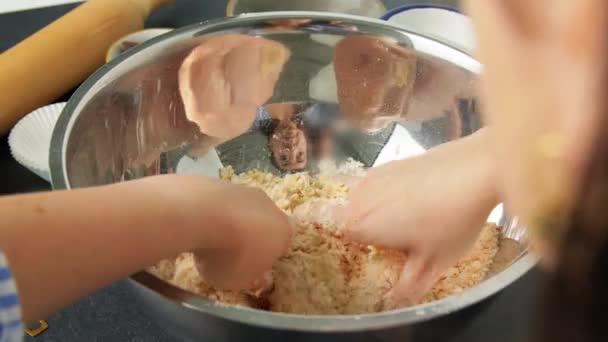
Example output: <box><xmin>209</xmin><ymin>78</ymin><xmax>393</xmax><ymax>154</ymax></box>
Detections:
<box><xmin>149</xmin><ymin>162</ymin><xmax>503</xmax><ymax>314</ymax></box>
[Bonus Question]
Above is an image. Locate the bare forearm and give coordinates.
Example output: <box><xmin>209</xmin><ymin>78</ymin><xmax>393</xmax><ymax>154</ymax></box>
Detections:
<box><xmin>0</xmin><ymin>176</ymin><xmax>202</xmax><ymax>323</ymax></box>
<box><xmin>461</xmin><ymin>127</ymin><xmax>500</xmax><ymax>212</ymax></box>
<box><xmin>432</xmin><ymin>127</ymin><xmax>500</xmax><ymax>216</ymax></box>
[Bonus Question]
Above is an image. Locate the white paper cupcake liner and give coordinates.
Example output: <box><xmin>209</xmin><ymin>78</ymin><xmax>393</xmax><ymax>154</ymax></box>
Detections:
<box><xmin>8</xmin><ymin>102</ymin><xmax>65</xmax><ymax>182</ymax></box>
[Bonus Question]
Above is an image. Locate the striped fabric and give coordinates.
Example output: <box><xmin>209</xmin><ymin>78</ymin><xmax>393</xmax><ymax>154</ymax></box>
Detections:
<box><xmin>0</xmin><ymin>252</ymin><xmax>22</xmax><ymax>342</ymax></box>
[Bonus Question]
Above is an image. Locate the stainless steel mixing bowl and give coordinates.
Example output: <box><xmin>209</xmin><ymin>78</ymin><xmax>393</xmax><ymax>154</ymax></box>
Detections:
<box><xmin>226</xmin><ymin>0</ymin><xmax>386</xmax><ymax>18</ymax></box>
<box><xmin>49</xmin><ymin>12</ymin><xmax>536</xmax><ymax>341</ymax></box>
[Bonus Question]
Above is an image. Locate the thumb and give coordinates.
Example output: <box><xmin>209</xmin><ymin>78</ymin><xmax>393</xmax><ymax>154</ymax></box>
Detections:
<box><xmin>384</xmin><ymin>253</ymin><xmax>439</xmax><ymax>309</ymax></box>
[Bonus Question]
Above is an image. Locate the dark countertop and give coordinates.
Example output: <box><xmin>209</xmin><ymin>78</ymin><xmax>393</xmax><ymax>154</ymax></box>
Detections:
<box><xmin>0</xmin><ymin>1</ymin><xmax>543</xmax><ymax>341</ymax></box>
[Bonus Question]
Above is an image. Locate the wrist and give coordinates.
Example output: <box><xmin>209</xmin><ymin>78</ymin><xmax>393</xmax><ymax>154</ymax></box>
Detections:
<box><xmin>142</xmin><ymin>175</ymin><xmax>238</xmax><ymax>252</ymax></box>
<box><xmin>130</xmin><ymin>175</ymin><xmax>206</xmax><ymax>252</ymax></box>
<box><xmin>470</xmin><ymin>128</ymin><xmax>501</xmax><ymax>207</ymax></box>
<box><xmin>440</xmin><ymin>127</ymin><xmax>500</xmax><ymax>208</ymax></box>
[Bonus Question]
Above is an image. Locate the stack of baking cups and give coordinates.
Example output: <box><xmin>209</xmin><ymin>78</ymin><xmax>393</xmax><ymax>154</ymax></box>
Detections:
<box><xmin>8</xmin><ymin>102</ymin><xmax>65</xmax><ymax>182</ymax></box>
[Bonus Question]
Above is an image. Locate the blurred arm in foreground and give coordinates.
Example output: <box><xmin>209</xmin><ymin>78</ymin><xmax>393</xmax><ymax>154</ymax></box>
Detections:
<box><xmin>336</xmin><ymin>0</ymin><xmax>608</xmax><ymax>317</ymax></box>
<box><xmin>467</xmin><ymin>1</ymin><xmax>608</xmax><ymax>341</ymax></box>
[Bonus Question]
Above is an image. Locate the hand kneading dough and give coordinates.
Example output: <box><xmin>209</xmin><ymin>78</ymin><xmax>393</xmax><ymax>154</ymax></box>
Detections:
<box><xmin>150</xmin><ymin>163</ymin><xmax>503</xmax><ymax>314</ymax></box>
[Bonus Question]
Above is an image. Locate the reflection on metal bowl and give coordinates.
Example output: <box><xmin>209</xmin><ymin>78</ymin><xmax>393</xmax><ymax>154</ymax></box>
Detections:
<box><xmin>49</xmin><ymin>12</ymin><xmax>536</xmax><ymax>341</ymax></box>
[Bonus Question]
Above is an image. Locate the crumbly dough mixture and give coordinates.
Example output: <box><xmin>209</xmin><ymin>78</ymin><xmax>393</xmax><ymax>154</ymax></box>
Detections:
<box><xmin>149</xmin><ymin>163</ymin><xmax>511</xmax><ymax>314</ymax></box>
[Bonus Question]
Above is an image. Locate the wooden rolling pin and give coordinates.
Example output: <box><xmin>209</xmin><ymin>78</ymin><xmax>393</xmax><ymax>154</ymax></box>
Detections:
<box><xmin>0</xmin><ymin>0</ymin><xmax>173</xmax><ymax>135</ymax></box>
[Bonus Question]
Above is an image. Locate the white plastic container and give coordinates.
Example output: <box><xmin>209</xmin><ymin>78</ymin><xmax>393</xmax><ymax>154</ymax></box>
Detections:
<box><xmin>382</xmin><ymin>5</ymin><xmax>475</xmax><ymax>54</ymax></box>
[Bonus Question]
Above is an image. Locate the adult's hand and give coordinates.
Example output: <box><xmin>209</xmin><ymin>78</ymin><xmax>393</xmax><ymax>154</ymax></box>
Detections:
<box><xmin>465</xmin><ymin>0</ymin><xmax>608</xmax><ymax>264</ymax></box>
<box><xmin>338</xmin><ymin>129</ymin><xmax>498</xmax><ymax>305</ymax></box>
<box><xmin>182</xmin><ymin>177</ymin><xmax>293</xmax><ymax>290</ymax></box>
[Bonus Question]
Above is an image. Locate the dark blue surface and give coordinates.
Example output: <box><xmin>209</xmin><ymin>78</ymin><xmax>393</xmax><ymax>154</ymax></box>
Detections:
<box><xmin>0</xmin><ymin>1</ymin><xmax>540</xmax><ymax>341</ymax></box>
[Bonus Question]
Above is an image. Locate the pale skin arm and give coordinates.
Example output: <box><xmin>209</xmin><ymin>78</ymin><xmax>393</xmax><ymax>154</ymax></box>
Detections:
<box><xmin>465</xmin><ymin>0</ymin><xmax>608</xmax><ymax>265</ymax></box>
<box><xmin>341</xmin><ymin>0</ymin><xmax>608</xmax><ymax>305</ymax></box>
<box><xmin>0</xmin><ymin>175</ymin><xmax>291</xmax><ymax>323</ymax></box>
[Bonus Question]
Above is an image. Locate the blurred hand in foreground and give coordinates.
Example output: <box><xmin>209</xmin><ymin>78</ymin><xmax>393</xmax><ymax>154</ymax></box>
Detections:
<box><xmin>0</xmin><ymin>174</ymin><xmax>292</xmax><ymax>322</ymax></box>
<box><xmin>465</xmin><ymin>0</ymin><xmax>608</xmax><ymax>265</ymax></box>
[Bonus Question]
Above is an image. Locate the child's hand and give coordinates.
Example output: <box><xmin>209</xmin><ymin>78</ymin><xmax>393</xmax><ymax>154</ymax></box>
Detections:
<box><xmin>337</xmin><ymin>130</ymin><xmax>498</xmax><ymax>305</ymax></box>
<box><xmin>194</xmin><ymin>180</ymin><xmax>292</xmax><ymax>291</ymax></box>
<box><xmin>152</xmin><ymin>175</ymin><xmax>293</xmax><ymax>291</ymax></box>
<box><xmin>0</xmin><ymin>173</ymin><xmax>292</xmax><ymax>321</ymax></box>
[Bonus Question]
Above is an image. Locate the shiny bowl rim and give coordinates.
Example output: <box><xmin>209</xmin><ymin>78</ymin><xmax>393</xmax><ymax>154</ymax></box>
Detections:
<box><xmin>49</xmin><ymin>11</ymin><xmax>538</xmax><ymax>332</ymax></box>
<box><xmin>381</xmin><ymin>3</ymin><xmax>460</xmax><ymax>21</ymax></box>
